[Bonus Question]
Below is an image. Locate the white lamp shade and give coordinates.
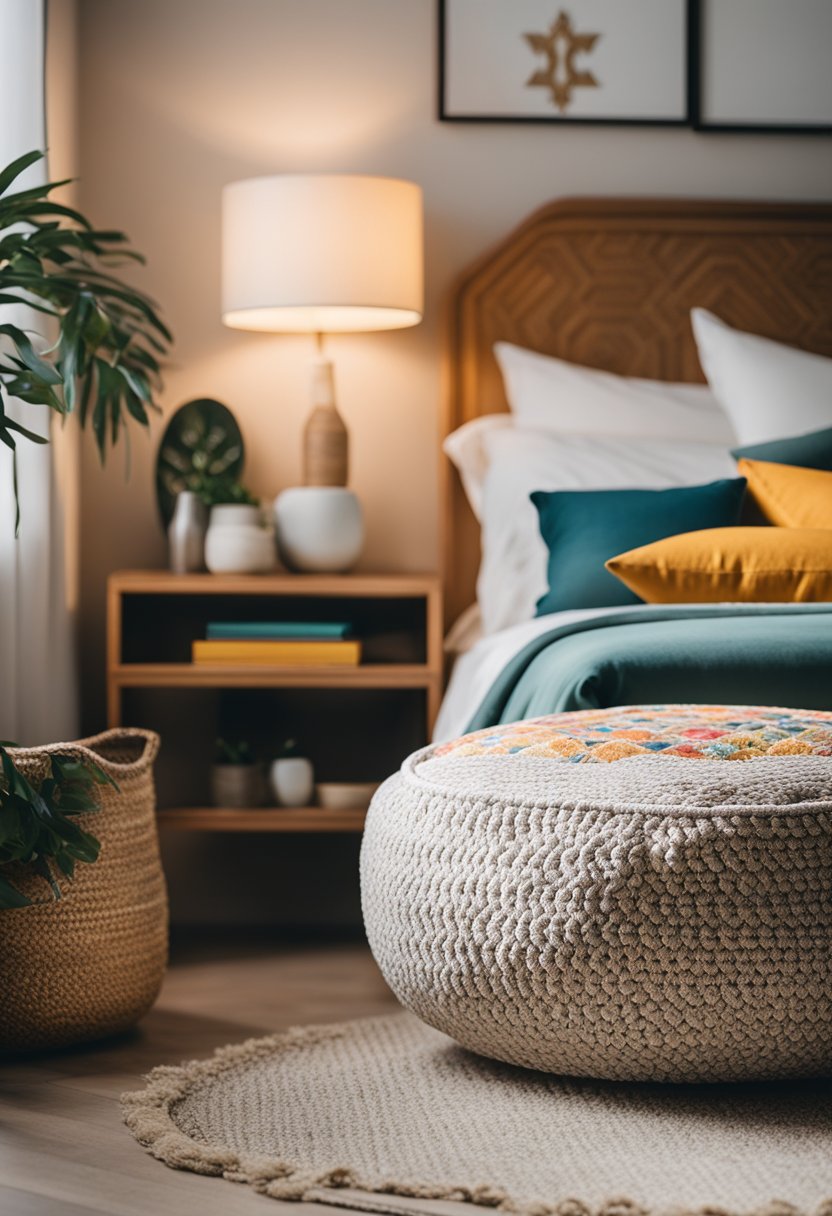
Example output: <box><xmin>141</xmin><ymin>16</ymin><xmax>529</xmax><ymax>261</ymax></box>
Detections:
<box><xmin>222</xmin><ymin>174</ymin><xmax>423</xmax><ymax>333</ymax></box>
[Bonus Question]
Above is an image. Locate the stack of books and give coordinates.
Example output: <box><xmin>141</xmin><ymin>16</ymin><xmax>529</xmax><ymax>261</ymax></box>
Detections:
<box><xmin>192</xmin><ymin>621</ymin><xmax>361</xmax><ymax>666</ymax></box>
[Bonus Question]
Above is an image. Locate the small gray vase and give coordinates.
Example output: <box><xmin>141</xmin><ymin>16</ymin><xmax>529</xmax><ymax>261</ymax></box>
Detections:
<box><xmin>168</xmin><ymin>491</ymin><xmax>208</xmax><ymax>574</ymax></box>
<box><xmin>210</xmin><ymin>764</ymin><xmax>264</xmax><ymax>809</ymax></box>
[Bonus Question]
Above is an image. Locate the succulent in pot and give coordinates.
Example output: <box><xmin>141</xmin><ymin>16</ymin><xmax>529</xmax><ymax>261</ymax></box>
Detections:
<box><xmin>211</xmin><ymin>739</ymin><xmax>264</xmax><ymax>809</ymax></box>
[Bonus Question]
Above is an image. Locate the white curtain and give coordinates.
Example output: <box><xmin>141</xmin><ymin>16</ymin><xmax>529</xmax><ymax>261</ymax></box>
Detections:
<box><xmin>0</xmin><ymin>0</ymin><xmax>78</xmax><ymax>745</ymax></box>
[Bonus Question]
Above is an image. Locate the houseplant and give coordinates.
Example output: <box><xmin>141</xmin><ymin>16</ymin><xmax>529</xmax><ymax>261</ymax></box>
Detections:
<box><xmin>0</xmin><ymin>148</ymin><xmax>171</xmax><ymax>909</ymax></box>
<box><xmin>211</xmin><ymin>738</ymin><xmax>264</xmax><ymax>808</ymax></box>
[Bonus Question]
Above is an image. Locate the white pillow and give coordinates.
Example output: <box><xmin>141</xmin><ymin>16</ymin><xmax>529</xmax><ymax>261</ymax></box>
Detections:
<box><xmin>477</xmin><ymin>428</ymin><xmax>737</xmax><ymax>635</ymax></box>
<box><xmin>442</xmin><ymin>415</ymin><xmax>513</xmax><ymax>521</ymax></box>
<box><xmin>691</xmin><ymin>308</ymin><xmax>832</xmax><ymax>445</ymax></box>
<box><xmin>495</xmin><ymin>341</ymin><xmax>736</xmax><ymax>445</ymax></box>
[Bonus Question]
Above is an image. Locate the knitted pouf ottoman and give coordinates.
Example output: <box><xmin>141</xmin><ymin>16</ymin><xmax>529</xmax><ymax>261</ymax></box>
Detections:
<box><xmin>361</xmin><ymin>705</ymin><xmax>832</xmax><ymax>1083</ymax></box>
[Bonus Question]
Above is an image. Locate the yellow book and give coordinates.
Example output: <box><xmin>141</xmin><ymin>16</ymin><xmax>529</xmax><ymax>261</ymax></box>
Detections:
<box><xmin>192</xmin><ymin>639</ymin><xmax>361</xmax><ymax>666</ymax></box>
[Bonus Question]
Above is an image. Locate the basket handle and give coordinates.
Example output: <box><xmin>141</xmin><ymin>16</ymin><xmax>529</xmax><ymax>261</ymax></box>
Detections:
<box><xmin>9</xmin><ymin>728</ymin><xmax>161</xmax><ymax>777</ymax></box>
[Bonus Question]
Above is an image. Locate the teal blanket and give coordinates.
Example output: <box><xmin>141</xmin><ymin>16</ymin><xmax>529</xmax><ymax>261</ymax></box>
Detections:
<box><xmin>466</xmin><ymin>604</ymin><xmax>832</xmax><ymax>730</ymax></box>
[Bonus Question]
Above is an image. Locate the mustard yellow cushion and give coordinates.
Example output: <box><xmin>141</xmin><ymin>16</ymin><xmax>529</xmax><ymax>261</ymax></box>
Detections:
<box><xmin>736</xmin><ymin>459</ymin><xmax>832</xmax><ymax>528</ymax></box>
<box><xmin>606</xmin><ymin>527</ymin><xmax>832</xmax><ymax>603</ymax></box>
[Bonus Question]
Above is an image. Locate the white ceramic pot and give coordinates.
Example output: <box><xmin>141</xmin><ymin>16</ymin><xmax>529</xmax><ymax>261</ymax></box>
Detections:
<box><xmin>273</xmin><ymin>487</ymin><xmax>363</xmax><ymax>573</ymax></box>
<box><xmin>205</xmin><ymin>504</ymin><xmax>275</xmax><ymax>575</ymax></box>
<box><xmin>270</xmin><ymin>757</ymin><xmax>315</xmax><ymax>808</ymax></box>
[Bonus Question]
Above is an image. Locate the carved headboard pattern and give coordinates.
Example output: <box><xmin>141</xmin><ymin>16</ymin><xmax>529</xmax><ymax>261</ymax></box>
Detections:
<box><xmin>443</xmin><ymin>197</ymin><xmax>832</xmax><ymax>624</ymax></box>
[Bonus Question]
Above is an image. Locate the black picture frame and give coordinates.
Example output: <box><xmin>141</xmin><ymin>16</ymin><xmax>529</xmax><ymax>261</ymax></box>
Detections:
<box><xmin>690</xmin><ymin>0</ymin><xmax>832</xmax><ymax>135</ymax></box>
<box><xmin>438</xmin><ymin>0</ymin><xmax>694</xmax><ymax>127</ymax></box>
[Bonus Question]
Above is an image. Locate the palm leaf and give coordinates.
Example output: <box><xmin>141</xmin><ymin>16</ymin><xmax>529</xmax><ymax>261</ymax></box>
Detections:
<box><xmin>0</xmin><ymin>148</ymin><xmax>172</xmax><ymax>528</ymax></box>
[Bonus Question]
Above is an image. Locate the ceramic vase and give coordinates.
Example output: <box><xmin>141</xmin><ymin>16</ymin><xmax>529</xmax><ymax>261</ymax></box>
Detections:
<box><xmin>168</xmin><ymin>491</ymin><xmax>207</xmax><ymax>573</ymax></box>
<box><xmin>205</xmin><ymin>504</ymin><xmax>275</xmax><ymax>575</ymax></box>
<box><xmin>210</xmin><ymin>763</ymin><xmax>264</xmax><ymax>809</ymax></box>
<box><xmin>273</xmin><ymin>487</ymin><xmax>363</xmax><ymax>573</ymax></box>
<box><xmin>270</xmin><ymin>756</ymin><xmax>315</xmax><ymax>807</ymax></box>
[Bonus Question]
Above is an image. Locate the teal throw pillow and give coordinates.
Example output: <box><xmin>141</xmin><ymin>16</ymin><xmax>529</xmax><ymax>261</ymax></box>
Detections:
<box><xmin>731</xmin><ymin>426</ymin><xmax>832</xmax><ymax>472</ymax></box>
<box><xmin>532</xmin><ymin>478</ymin><xmax>747</xmax><ymax>616</ymax></box>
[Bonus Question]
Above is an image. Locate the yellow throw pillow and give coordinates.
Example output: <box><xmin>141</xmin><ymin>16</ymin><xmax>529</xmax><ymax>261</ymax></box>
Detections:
<box><xmin>606</xmin><ymin>527</ymin><xmax>832</xmax><ymax>604</ymax></box>
<box><xmin>736</xmin><ymin>458</ymin><xmax>832</xmax><ymax>528</ymax></box>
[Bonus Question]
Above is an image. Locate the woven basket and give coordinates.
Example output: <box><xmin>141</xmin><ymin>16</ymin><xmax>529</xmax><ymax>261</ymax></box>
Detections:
<box><xmin>0</xmin><ymin>729</ymin><xmax>168</xmax><ymax>1051</ymax></box>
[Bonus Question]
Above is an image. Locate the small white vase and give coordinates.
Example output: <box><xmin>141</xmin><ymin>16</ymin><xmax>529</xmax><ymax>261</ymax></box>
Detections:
<box><xmin>205</xmin><ymin>504</ymin><xmax>275</xmax><ymax>575</ymax></box>
<box><xmin>270</xmin><ymin>756</ymin><xmax>315</xmax><ymax>807</ymax></box>
<box><xmin>273</xmin><ymin>487</ymin><xmax>363</xmax><ymax>573</ymax></box>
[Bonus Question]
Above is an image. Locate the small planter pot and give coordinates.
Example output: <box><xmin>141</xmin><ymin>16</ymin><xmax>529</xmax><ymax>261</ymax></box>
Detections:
<box><xmin>211</xmin><ymin>764</ymin><xmax>264</xmax><ymax>809</ymax></box>
<box><xmin>270</xmin><ymin>757</ymin><xmax>315</xmax><ymax>807</ymax></box>
<box><xmin>205</xmin><ymin>504</ymin><xmax>275</xmax><ymax>575</ymax></box>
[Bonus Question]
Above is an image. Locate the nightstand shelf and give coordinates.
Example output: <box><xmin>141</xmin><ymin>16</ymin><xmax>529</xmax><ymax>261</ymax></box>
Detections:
<box><xmin>111</xmin><ymin>663</ymin><xmax>435</xmax><ymax>690</ymax></box>
<box><xmin>158</xmin><ymin>807</ymin><xmax>368</xmax><ymax>832</ymax></box>
<box><xmin>107</xmin><ymin>570</ymin><xmax>442</xmax><ymax>834</ymax></box>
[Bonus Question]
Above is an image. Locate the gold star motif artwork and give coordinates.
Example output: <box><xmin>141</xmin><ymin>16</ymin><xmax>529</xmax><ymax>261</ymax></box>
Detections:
<box><xmin>524</xmin><ymin>10</ymin><xmax>601</xmax><ymax>114</ymax></box>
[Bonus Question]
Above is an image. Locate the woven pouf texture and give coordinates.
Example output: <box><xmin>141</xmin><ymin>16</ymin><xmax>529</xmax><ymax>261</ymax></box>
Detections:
<box><xmin>360</xmin><ymin>705</ymin><xmax>832</xmax><ymax>1083</ymax></box>
<box><xmin>1</xmin><ymin>729</ymin><xmax>168</xmax><ymax>1051</ymax></box>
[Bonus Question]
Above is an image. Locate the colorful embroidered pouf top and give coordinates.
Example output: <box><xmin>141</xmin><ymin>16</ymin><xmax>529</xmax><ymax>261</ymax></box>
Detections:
<box><xmin>361</xmin><ymin>704</ymin><xmax>832</xmax><ymax>1083</ymax></box>
<box><xmin>434</xmin><ymin>704</ymin><xmax>832</xmax><ymax>763</ymax></box>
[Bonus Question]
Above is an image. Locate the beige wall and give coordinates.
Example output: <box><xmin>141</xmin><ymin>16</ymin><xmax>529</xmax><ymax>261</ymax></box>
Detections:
<box><xmin>77</xmin><ymin>0</ymin><xmax>832</xmax><ymax>732</ymax></box>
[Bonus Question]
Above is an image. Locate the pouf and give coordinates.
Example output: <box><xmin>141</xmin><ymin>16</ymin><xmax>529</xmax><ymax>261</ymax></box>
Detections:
<box><xmin>360</xmin><ymin>705</ymin><xmax>832</xmax><ymax>1083</ymax></box>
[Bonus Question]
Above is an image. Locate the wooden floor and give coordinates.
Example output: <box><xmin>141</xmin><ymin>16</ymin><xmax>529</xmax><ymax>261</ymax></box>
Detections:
<box><xmin>0</xmin><ymin>933</ymin><xmax>400</xmax><ymax>1216</ymax></box>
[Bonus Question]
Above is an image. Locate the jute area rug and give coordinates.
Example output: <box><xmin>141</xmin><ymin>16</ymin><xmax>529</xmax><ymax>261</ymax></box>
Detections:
<box><xmin>122</xmin><ymin>1013</ymin><xmax>832</xmax><ymax>1216</ymax></box>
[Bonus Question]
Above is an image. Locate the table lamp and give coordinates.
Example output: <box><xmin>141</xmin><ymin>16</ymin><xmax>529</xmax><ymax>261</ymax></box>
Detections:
<box><xmin>221</xmin><ymin>173</ymin><xmax>424</xmax><ymax>571</ymax></box>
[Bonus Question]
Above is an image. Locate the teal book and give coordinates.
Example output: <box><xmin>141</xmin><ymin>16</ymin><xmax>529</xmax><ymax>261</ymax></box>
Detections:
<box><xmin>206</xmin><ymin>621</ymin><xmax>351</xmax><ymax>640</ymax></box>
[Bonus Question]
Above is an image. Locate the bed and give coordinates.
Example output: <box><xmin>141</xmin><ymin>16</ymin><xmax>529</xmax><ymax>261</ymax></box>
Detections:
<box><xmin>436</xmin><ymin>198</ymin><xmax>832</xmax><ymax>741</ymax></box>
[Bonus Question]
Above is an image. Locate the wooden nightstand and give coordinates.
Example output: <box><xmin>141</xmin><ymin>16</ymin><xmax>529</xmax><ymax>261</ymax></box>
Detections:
<box><xmin>107</xmin><ymin>571</ymin><xmax>442</xmax><ymax>834</ymax></box>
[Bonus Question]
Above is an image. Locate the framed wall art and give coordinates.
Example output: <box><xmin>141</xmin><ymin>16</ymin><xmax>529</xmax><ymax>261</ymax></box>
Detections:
<box><xmin>691</xmin><ymin>0</ymin><xmax>832</xmax><ymax>134</ymax></box>
<box><xmin>438</xmin><ymin>0</ymin><xmax>692</xmax><ymax>126</ymax></box>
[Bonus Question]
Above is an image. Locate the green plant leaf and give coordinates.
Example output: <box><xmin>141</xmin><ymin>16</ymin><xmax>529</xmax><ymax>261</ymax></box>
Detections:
<box><xmin>0</xmin><ymin>148</ymin><xmax>43</xmax><ymax>197</ymax></box>
<box><xmin>0</xmin><ymin>149</ymin><xmax>172</xmax><ymax>527</ymax></box>
<box><xmin>0</xmin><ymin>291</ymin><xmax>57</xmax><ymax>316</ymax></box>
<box><xmin>0</xmin><ymin>873</ymin><xmax>31</xmax><ymax>908</ymax></box>
<box><xmin>0</xmin><ymin>324</ymin><xmax>62</xmax><ymax>384</ymax></box>
<box><xmin>1</xmin><ymin>744</ymin><xmax>104</xmax><ymax>898</ymax></box>
<box><xmin>0</xmin><ymin>414</ymin><xmax>49</xmax><ymax>445</ymax></box>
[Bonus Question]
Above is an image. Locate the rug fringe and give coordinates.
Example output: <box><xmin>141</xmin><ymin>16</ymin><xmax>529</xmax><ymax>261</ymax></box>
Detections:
<box><xmin>120</xmin><ymin>1019</ymin><xmax>829</xmax><ymax>1216</ymax></box>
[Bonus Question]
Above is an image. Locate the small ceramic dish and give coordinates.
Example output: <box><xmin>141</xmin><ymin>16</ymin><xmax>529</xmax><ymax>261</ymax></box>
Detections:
<box><xmin>316</xmin><ymin>781</ymin><xmax>379</xmax><ymax>810</ymax></box>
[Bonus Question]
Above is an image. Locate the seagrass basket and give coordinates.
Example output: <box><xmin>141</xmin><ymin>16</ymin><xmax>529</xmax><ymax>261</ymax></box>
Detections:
<box><xmin>0</xmin><ymin>729</ymin><xmax>168</xmax><ymax>1051</ymax></box>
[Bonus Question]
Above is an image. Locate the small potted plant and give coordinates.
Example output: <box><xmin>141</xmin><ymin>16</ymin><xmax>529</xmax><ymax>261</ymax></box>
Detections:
<box><xmin>269</xmin><ymin>739</ymin><xmax>314</xmax><ymax>808</ymax></box>
<box><xmin>211</xmin><ymin>738</ymin><xmax>263</xmax><ymax>808</ymax></box>
<box><xmin>203</xmin><ymin>478</ymin><xmax>275</xmax><ymax>575</ymax></box>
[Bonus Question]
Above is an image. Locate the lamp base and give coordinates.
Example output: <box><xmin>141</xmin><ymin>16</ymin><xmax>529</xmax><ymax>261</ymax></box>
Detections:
<box><xmin>304</xmin><ymin>356</ymin><xmax>348</xmax><ymax>486</ymax></box>
<box><xmin>274</xmin><ymin>487</ymin><xmax>364</xmax><ymax>573</ymax></box>
<box><xmin>304</xmin><ymin>402</ymin><xmax>348</xmax><ymax>487</ymax></box>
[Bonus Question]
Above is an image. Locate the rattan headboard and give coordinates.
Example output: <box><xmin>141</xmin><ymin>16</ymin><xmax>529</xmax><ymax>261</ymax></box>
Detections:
<box><xmin>442</xmin><ymin>197</ymin><xmax>832</xmax><ymax>625</ymax></box>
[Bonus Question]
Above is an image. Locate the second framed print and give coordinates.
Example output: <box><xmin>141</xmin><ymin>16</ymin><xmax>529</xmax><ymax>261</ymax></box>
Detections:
<box><xmin>439</xmin><ymin>0</ymin><xmax>691</xmax><ymax>125</ymax></box>
<box><xmin>691</xmin><ymin>0</ymin><xmax>832</xmax><ymax>134</ymax></box>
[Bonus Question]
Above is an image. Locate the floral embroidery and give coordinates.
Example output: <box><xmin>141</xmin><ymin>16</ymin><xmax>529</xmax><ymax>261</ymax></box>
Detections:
<box><xmin>435</xmin><ymin>705</ymin><xmax>832</xmax><ymax>764</ymax></box>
